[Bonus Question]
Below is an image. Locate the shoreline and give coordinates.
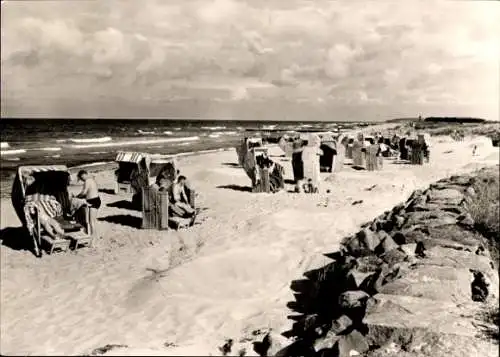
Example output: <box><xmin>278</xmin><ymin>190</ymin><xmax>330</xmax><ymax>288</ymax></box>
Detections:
<box><xmin>0</xmin><ymin>121</ymin><xmax>393</xmax><ymax>197</ymax></box>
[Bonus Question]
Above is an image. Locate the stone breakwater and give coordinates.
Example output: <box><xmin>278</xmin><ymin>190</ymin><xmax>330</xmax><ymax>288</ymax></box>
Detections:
<box><xmin>267</xmin><ymin>169</ymin><xmax>499</xmax><ymax>357</ymax></box>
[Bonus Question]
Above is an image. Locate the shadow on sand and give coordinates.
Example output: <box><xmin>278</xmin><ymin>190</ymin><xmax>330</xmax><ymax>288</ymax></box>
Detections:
<box><xmin>107</xmin><ymin>200</ymin><xmax>141</xmax><ymax>211</ymax></box>
<box><xmin>216</xmin><ymin>184</ymin><xmax>252</xmax><ymax>192</ymax></box>
<box><xmin>0</xmin><ymin>227</ymin><xmax>34</xmax><ymax>253</ymax></box>
<box><xmin>221</xmin><ymin>162</ymin><xmax>241</xmax><ymax>168</ymax></box>
<box><xmin>99</xmin><ymin>188</ymin><xmax>116</xmax><ymax>195</ymax></box>
<box><xmin>98</xmin><ymin>215</ymin><xmax>142</xmax><ymax>229</ymax></box>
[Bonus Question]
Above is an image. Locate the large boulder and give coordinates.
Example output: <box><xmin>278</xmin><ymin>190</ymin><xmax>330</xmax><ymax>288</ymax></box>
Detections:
<box><xmin>427</xmin><ymin>188</ymin><xmax>464</xmax><ymax>205</ymax></box>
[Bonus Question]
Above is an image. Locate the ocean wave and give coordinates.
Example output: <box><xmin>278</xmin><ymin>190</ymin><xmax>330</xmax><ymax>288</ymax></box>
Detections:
<box><xmin>71</xmin><ymin>161</ymin><xmax>113</xmax><ymax>170</ymax></box>
<box><xmin>44</xmin><ymin>154</ymin><xmax>61</xmax><ymax>158</ymax></box>
<box><xmin>263</xmin><ymin>125</ymin><xmax>277</xmax><ymax>130</ymax></box>
<box><xmin>201</xmin><ymin>126</ymin><xmax>227</xmax><ymax>130</ymax></box>
<box><xmin>39</xmin><ymin>147</ymin><xmax>62</xmax><ymax>152</ymax></box>
<box><xmin>0</xmin><ymin>149</ymin><xmax>27</xmax><ymax>156</ymax></box>
<box><xmin>69</xmin><ymin>136</ymin><xmax>112</xmax><ymax>144</ymax></box>
<box><xmin>4</xmin><ymin>157</ymin><xmax>21</xmax><ymax>161</ymax></box>
<box><xmin>163</xmin><ymin>131</ymin><xmax>173</xmax><ymax>135</ymax></box>
<box><xmin>69</xmin><ymin>136</ymin><xmax>200</xmax><ymax>149</ymax></box>
<box><xmin>137</xmin><ymin>130</ymin><xmax>156</xmax><ymax>135</ymax></box>
<box><xmin>0</xmin><ymin>142</ymin><xmax>10</xmax><ymax>149</ymax></box>
<box><xmin>208</xmin><ymin>131</ymin><xmax>238</xmax><ymax>138</ymax></box>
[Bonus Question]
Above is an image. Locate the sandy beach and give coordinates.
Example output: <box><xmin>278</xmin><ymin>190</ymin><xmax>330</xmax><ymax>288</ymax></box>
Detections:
<box><xmin>0</xmin><ymin>133</ymin><xmax>498</xmax><ymax>356</ymax></box>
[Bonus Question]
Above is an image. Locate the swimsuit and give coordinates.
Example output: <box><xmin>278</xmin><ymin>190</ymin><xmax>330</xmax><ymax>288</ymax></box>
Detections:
<box><xmin>86</xmin><ymin>196</ymin><xmax>102</xmax><ymax>209</ymax></box>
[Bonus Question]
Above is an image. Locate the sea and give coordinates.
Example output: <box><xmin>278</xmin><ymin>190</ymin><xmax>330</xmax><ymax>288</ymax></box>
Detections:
<box><xmin>0</xmin><ymin>119</ymin><xmax>370</xmax><ymax>181</ymax></box>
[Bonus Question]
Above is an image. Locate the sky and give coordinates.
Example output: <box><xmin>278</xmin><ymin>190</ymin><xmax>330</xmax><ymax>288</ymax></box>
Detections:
<box><xmin>1</xmin><ymin>0</ymin><xmax>499</xmax><ymax>121</ymax></box>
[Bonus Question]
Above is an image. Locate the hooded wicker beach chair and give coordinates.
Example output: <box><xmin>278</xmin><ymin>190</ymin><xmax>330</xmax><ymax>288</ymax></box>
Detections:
<box><xmin>11</xmin><ymin>165</ymin><xmax>91</xmax><ymax>257</ymax></box>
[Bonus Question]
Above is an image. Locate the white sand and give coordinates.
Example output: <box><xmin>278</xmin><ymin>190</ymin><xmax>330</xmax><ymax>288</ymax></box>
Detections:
<box><xmin>0</xmin><ymin>134</ymin><xmax>498</xmax><ymax>356</ymax></box>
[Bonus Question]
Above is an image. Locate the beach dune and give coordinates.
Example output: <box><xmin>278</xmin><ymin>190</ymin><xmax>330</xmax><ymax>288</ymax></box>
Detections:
<box><xmin>0</xmin><ymin>133</ymin><xmax>498</xmax><ymax>356</ymax></box>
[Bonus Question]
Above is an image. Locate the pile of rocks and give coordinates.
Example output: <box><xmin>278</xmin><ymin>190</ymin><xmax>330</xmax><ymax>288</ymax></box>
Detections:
<box><xmin>276</xmin><ymin>170</ymin><xmax>499</xmax><ymax>357</ymax></box>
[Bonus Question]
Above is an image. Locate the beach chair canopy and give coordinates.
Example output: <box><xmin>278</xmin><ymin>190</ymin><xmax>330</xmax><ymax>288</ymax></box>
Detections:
<box><xmin>115</xmin><ymin>151</ymin><xmax>148</xmax><ymax>183</ymax></box>
<box><xmin>246</xmin><ymin>137</ymin><xmax>263</xmax><ymax>149</ymax></box>
<box><xmin>11</xmin><ymin>165</ymin><xmax>71</xmax><ymax>226</ymax></box>
<box><xmin>115</xmin><ymin>151</ymin><xmax>146</xmax><ymax>164</ymax></box>
<box><xmin>364</xmin><ymin>135</ymin><xmax>375</xmax><ymax>145</ymax></box>
<box><xmin>149</xmin><ymin>155</ymin><xmax>178</xmax><ymax>183</ymax></box>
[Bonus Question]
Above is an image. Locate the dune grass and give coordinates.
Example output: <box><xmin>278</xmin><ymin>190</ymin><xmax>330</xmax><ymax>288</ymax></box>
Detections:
<box><xmin>468</xmin><ymin>170</ymin><xmax>500</xmax><ymax>271</ymax></box>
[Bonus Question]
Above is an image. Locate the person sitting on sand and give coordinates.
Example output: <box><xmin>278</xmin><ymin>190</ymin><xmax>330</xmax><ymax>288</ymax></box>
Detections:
<box><xmin>76</xmin><ymin>170</ymin><xmax>100</xmax><ymax>236</ymax></box>
<box><xmin>170</xmin><ymin>175</ymin><xmax>196</xmax><ymax>219</ymax></box>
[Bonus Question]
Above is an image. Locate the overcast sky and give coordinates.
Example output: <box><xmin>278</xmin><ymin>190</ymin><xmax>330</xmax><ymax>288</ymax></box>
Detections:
<box><xmin>1</xmin><ymin>0</ymin><xmax>499</xmax><ymax>121</ymax></box>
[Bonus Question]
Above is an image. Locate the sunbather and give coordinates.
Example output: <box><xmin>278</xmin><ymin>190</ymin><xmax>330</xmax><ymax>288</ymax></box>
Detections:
<box><xmin>170</xmin><ymin>175</ymin><xmax>196</xmax><ymax>221</ymax></box>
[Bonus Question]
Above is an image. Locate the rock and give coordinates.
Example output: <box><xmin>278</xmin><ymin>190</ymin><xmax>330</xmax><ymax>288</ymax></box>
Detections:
<box><xmin>253</xmin><ymin>334</ymin><xmax>272</xmax><ymax>356</ymax></box>
<box><xmin>470</xmin><ymin>270</ymin><xmax>489</xmax><ymax>303</ymax></box>
<box><xmin>404</xmin><ymin>190</ymin><xmax>424</xmax><ymax>209</ymax></box>
<box><xmin>406</xmin><ymin>194</ymin><xmax>428</xmax><ymax>211</ymax></box>
<box><xmin>379</xmin><ymin>265</ymin><xmax>472</xmax><ymax>303</ymax></box>
<box><xmin>330</xmin><ymin>315</ymin><xmax>353</xmax><ymax>335</ymax></box>
<box><xmin>364</xmin><ymin>294</ymin><xmax>477</xmax><ymax>350</ymax></box>
<box><xmin>381</xmin><ymin>249</ymin><xmax>409</xmax><ymax>265</ymax></box>
<box><xmin>338</xmin><ymin>290</ymin><xmax>371</xmax><ymax>310</ymax></box>
<box><xmin>427</xmin><ymin>188</ymin><xmax>464</xmax><ymax>205</ymax></box>
<box><xmin>275</xmin><ymin>339</ymin><xmax>314</xmax><ymax>357</ymax></box>
<box><xmin>415</xmin><ymin>241</ymin><xmax>426</xmax><ymax>258</ymax></box>
<box><xmin>355</xmin><ymin>256</ymin><xmax>385</xmax><ymax>273</ymax></box>
<box><xmin>391</xmin><ymin>231</ymin><xmax>407</xmax><ymax>245</ymax></box>
<box><xmin>219</xmin><ymin>339</ymin><xmax>234</xmax><ymax>356</ymax></box>
<box><xmin>465</xmin><ymin>186</ymin><xmax>476</xmax><ymax>197</ymax></box>
<box><xmin>403</xmin><ymin>211</ymin><xmax>457</xmax><ymax>229</ymax></box>
<box><xmin>426</xmin><ymin>225</ymin><xmax>480</xmax><ymax>247</ymax></box>
<box><xmin>393</xmin><ymin>215</ymin><xmax>406</xmax><ymax>229</ymax></box>
<box><xmin>371</xmin><ymin>218</ymin><xmax>384</xmax><ymax>232</ymax></box>
<box><xmin>357</xmin><ymin>228</ymin><xmax>381</xmax><ymax>252</ymax></box>
<box><xmin>360</xmin><ymin>265</ymin><xmax>390</xmax><ymax>295</ymax></box>
<box><xmin>399</xmin><ymin>243</ymin><xmax>417</xmax><ymax>256</ymax></box>
<box><xmin>314</xmin><ymin>331</ymin><xmax>340</xmax><ymax>351</ymax></box>
<box><xmin>375</xmin><ymin>235</ymin><xmax>399</xmax><ymax>256</ymax></box>
<box><xmin>331</xmin><ymin>330</ymin><xmax>370</xmax><ymax>357</ymax></box>
<box><xmin>347</xmin><ymin>270</ymin><xmax>373</xmax><ymax>289</ymax></box>
<box><xmin>458</xmin><ymin>213</ymin><xmax>475</xmax><ymax>228</ymax></box>
<box><xmin>254</xmin><ymin>332</ymin><xmax>288</xmax><ymax>357</ymax></box>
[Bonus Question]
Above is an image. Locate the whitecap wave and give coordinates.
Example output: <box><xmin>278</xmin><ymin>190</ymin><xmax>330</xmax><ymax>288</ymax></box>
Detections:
<box><xmin>163</xmin><ymin>131</ymin><xmax>173</xmax><ymax>135</ymax></box>
<box><xmin>39</xmin><ymin>147</ymin><xmax>62</xmax><ymax>152</ymax></box>
<box><xmin>5</xmin><ymin>157</ymin><xmax>21</xmax><ymax>161</ymax></box>
<box><xmin>138</xmin><ymin>130</ymin><xmax>156</xmax><ymax>135</ymax></box>
<box><xmin>69</xmin><ymin>136</ymin><xmax>112</xmax><ymax>144</ymax></box>
<box><xmin>201</xmin><ymin>126</ymin><xmax>227</xmax><ymax>130</ymax></box>
<box><xmin>0</xmin><ymin>142</ymin><xmax>10</xmax><ymax>149</ymax></box>
<box><xmin>70</xmin><ymin>136</ymin><xmax>200</xmax><ymax>149</ymax></box>
<box><xmin>0</xmin><ymin>149</ymin><xmax>26</xmax><ymax>156</ymax></box>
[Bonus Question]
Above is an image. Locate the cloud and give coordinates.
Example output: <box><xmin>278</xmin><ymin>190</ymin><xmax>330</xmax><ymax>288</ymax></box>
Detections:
<box><xmin>1</xmin><ymin>0</ymin><xmax>499</xmax><ymax>120</ymax></box>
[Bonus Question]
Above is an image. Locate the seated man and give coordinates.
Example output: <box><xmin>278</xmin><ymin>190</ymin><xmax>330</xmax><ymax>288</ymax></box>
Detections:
<box><xmin>170</xmin><ymin>175</ymin><xmax>196</xmax><ymax>221</ymax></box>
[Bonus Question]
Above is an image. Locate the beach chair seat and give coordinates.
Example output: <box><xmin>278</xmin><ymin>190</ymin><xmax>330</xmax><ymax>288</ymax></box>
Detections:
<box><xmin>68</xmin><ymin>230</ymin><xmax>94</xmax><ymax>250</ymax></box>
<box><xmin>53</xmin><ymin>216</ymin><xmax>83</xmax><ymax>233</ymax></box>
<box><xmin>41</xmin><ymin>234</ymin><xmax>71</xmax><ymax>255</ymax></box>
<box><xmin>168</xmin><ymin>216</ymin><xmax>192</xmax><ymax>230</ymax></box>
